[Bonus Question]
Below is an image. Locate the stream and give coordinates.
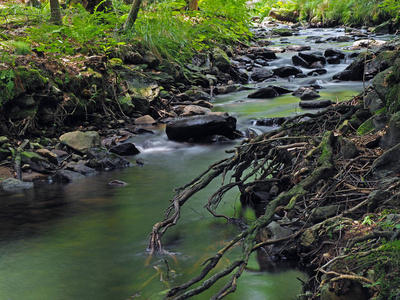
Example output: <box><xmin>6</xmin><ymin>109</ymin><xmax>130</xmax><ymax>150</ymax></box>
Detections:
<box><xmin>0</xmin><ymin>27</ymin><xmax>392</xmax><ymax>299</ymax></box>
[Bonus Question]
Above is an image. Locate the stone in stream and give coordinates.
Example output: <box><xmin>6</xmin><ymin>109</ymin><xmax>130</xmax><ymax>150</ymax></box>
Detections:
<box><xmin>53</xmin><ymin>170</ymin><xmax>86</xmax><ymax>182</ymax></box>
<box><xmin>1</xmin><ymin>178</ymin><xmax>34</xmax><ymax>192</ymax></box>
<box><xmin>247</xmin><ymin>86</ymin><xmax>279</xmax><ymax>99</ymax></box>
<box><xmin>299</xmin><ymin>89</ymin><xmax>321</xmax><ymax>100</ymax></box>
<box><xmin>109</xmin><ymin>143</ymin><xmax>140</xmax><ymax>156</ymax></box>
<box><xmin>250</xmin><ymin>67</ymin><xmax>274</xmax><ymax>82</ymax></box>
<box><xmin>299</xmin><ymin>99</ymin><xmax>332</xmax><ymax>108</ymax></box>
<box><xmin>165</xmin><ymin>115</ymin><xmax>238</xmax><ymax>142</ymax></box>
<box><xmin>324</xmin><ymin>48</ymin><xmax>345</xmax><ymax>59</ymax></box>
<box><xmin>272</xmin><ymin>66</ymin><xmax>303</xmax><ymax>78</ymax></box>
<box><xmin>59</xmin><ymin>131</ymin><xmax>101</xmax><ymax>154</ymax></box>
<box><xmin>286</xmin><ymin>45</ymin><xmax>311</xmax><ymax>52</ymax></box>
<box><xmin>333</xmin><ymin>52</ymin><xmax>373</xmax><ymax>81</ymax></box>
<box><xmin>298</xmin><ymin>51</ymin><xmax>326</xmax><ymax>65</ymax></box>
<box><xmin>307</xmin><ymin>69</ymin><xmax>327</xmax><ymax>76</ymax></box>
<box><xmin>292</xmin><ymin>55</ymin><xmax>310</xmax><ymax>68</ymax></box>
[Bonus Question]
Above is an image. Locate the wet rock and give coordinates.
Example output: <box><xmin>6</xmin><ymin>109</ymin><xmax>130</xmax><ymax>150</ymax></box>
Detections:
<box><xmin>372</xmin><ymin>143</ymin><xmax>400</xmax><ymax>178</ymax></box>
<box><xmin>215</xmin><ymin>84</ymin><xmax>244</xmax><ymax>94</ymax></box>
<box><xmin>263</xmin><ymin>221</ymin><xmax>293</xmax><ymax>254</ymax></box>
<box><xmin>20</xmin><ymin>151</ymin><xmax>57</xmax><ymax>174</ymax></box>
<box><xmin>70</xmin><ymin>164</ymin><xmax>98</xmax><ymax>175</ymax></box>
<box><xmin>272</xmin><ymin>66</ymin><xmax>303</xmax><ymax>78</ymax></box>
<box><xmin>292</xmin><ymin>55</ymin><xmax>310</xmax><ymax>68</ymax></box>
<box><xmin>251</xmin><ymin>67</ymin><xmax>274</xmax><ymax>82</ymax></box>
<box><xmin>51</xmin><ymin>149</ymin><xmax>69</xmax><ymax>164</ymax></box>
<box><xmin>53</xmin><ymin>170</ymin><xmax>86</xmax><ymax>182</ymax></box>
<box><xmin>298</xmin><ymin>51</ymin><xmax>326</xmax><ymax>65</ymax></box>
<box><xmin>59</xmin><ymin>131</ymin><xmax>101</xmax><ymax>154</ymax></box>
<box><xmin>299</xmin><ymin>99</ymin><xmax>331</xmax><ymax>108</ymax></box>
<box><xmin>326</xmin><ymin>56</ymin><xmax>341</xmax><ymax>64</ymax></box>
<box><xmin>166</xmin><ymin>115</ymin><xmax>237</xmax><ymax>142</ymax></box>
<box><xmin>271</xmin><ymin>28</ymin><xmax>294</xmax><ymax>37</ymax></box>
<box><xmin>310</xmin><ymin>61</ymin><xmax>325</xmax><ymax>69</ymax></box>
<box><xmin>307</xmin><ymin>69</ymin><xmax>327</xmax><ymax>76</ymax></box>
<box><xmin>286</xmin><ymin>45</ymin><xmax>311</xmax><ymax>52</ymax></box>
<box><xmin>299</xmin><ymin>89</ymin><xmax>321</xmax><ymax>100</ymax></box>
<box><xmin>333</xmin><ymin>52</ymin><xmax>373</xmax><ymax>81</ymax></box>
<box><xmin>248</xmin><ymin>86</ymin><xmax>279</xmax><ymax>99</ymax></box>
<box><xmin>1</xmin><ymin>178</ymin><xmax>34</xmax><ymax>192</ymax></box>
<box><xmin>109</xmin><ymin>143</ymin><xmax>140</xmax><ymax>156</ymax></box>
<box><xmin>109</xmin><ymin>180</ymin><xmax>127</xmax><ymax>187</ymax></box>
<box><xmin>255</xmin><ymin>117</ymin><xmax>287</xmax><ymax>127</ymax></box>
<box><xmin>352</xmin><ymin>39</ymin><xmax>386</xmax><ymax>49</ymax></box>
<box><xmin>21</xmin><ymin>171</ymin><xmax>49</xmax><ymax>182</ymax></box>
<box><xmin>86</xmin><ymin>148</ymin><xmax>131</xmax><ymax>171</ymax></box>
<box><xmin>324</xmin><ymin>48</ymin><xmax>345</xmax><ymax>59</ymax></box>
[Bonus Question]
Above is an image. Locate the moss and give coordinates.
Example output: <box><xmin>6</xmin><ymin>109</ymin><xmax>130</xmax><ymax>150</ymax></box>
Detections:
<box><xmin>357</xmin><ymin>117</ymin><xmax>375</xmax><ymax>135</ymax></box>
<box><xmin>109</xmin><ymin>58</ymin><xmax>123</xmax><ymax>67</ymax></box>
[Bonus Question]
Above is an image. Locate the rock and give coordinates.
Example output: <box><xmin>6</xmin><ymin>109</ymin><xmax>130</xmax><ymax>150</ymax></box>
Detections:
<box><xmin>367</xmin><ymin>190</ymin><xmax>392</xmax><ymax>212</ymax></box>
<box><xmin>371</xmin><ymin>67</ymin><xmax>393</xmax><ymax>105</ymax></box>
<box><xmin>271</xmin><ymin>28</ymin><xmax>294</xmax><ymax>36</ymax></box>
<box><xmin>86</xmin><ymin>148</ymin><xmax>131</xmax><ymax>171</ymax></box>
<box><xmin>182</xmin><ymin>105</ymin><xmax>211</xmax><ymax>116</ymax></box>
<box><xmin>35</xmin><ymin>149</ymin><xmax>58</xmax><ymax>165</ymax></box>
<box><xmin>255</xmin><ymin>117</ymin><xmax>287</xmax><ymax>126</ymax></box>
<box><xmin>311</xmin><ymin>205</ymin><xmax>340</xmax><ymax>222</ymax></box>
<box><xmin>251</xmin><ymin>67</ymin><xmax>274</xmax><ymax>82</ymax></box>
<box><xmin>299</xmin><ymin>89</ymin><xmax>321</xmax><ymax>100</ymax></box>
<box><xmin>324</xmin><ymin>48</ymin><xmax>345</xmax><ymax>59</ymax></box>
<box><xmin>109</xmin><ymin>180</ymin><xmax>127</xmax><ymax>187</ymax></box>
<box><xmin>1</xmin><ymin>178</ymin><xmax>34</xmax><ymax>192</ymax></box>
<box><xmin>211</xmin><ymin>47</ymin><xmax>231</xmax><ymax>73</ymax></box>
<box><xmin>272</xmin><ymin>66</ymin><xmax>303</xmax><ymax>77</ymax></box>
<box><xmin>215</xmin><ymin>84</ymin><xmax>243</xmax><ymax>94</ymax></box>
<box><xmin>166</xmin><ymin>115</ymin><xmax>237</xmax><ymax>142</ymax></box>
<box><xmin>246</xmin><ymin>47</ymin><xmax>278</xmax><ymax>60</ymax></box>
<box><xmin>53</xmin><ymin>170</ymin><xmax>86</xmax><ymax>182</ymax></box>
<box><xmin>307</xmin><ymin>69</ymin><xmax>327</xmax><ymax>76</ymax></box>
<box><xmin>21</xmin><ymin>171</ymin><xmax>49</xmax><ymax>182</ymax></box>
<box><xmin>20</xmin><ymin>151</ymin><xmax>57</xmax><ymax>174</ymax></box>
<box><xmin>127</xmin><ymin>79</ymin><xmax>160</xmax><ymax>114</ymax></box>
<box><xmin>292</xmin><ymin>55</ymin><xmax>310</xmax><ymax>68</ymax></box>
<box><xmin>286</xmin><ymin>45</ymin><xmax>311</xmax><ymax>52</ymax></box>
<box><xmin>0</xmin><ymin>148</ymin><xmax>10</xmax><ymax>161</ymax></box>
<box><xmin>333</xmin><ymin>52</ymin><xmax>373</xmax><ymax>81</ymax></box>
<box><xmin>143</xmin><ymin>51</ymin><xmax>160</xmax><ymax>68</ymax></box>
<box><xmin>59</xmin><ymin>131</ymin><xmax>101</xmax><ymax>154</ymax></box>
<box><xmin>299</xmin><ymin>99</ymin><xmax>331</xmax><ymax>108</ymax></box>
<box><xmin>134</xmin><ymin>115</ymin><xmax>156</xmax><ymax>125</ymax></box>
<box><xmin>109</xmin><ymin>143</ymin><xmax>140</xmax><ymax>156</ymax></box>
<box><xmin>310</xmin><ymin>61</ymin><xmax>324</xmax><ymax>69</ymax></box>
<box><xmin>269</xmin><ymin>8</ymin><xmax>298</xmax><ymax>23</ymax></box>
<box><xmin>352</xmin><ymin>39</ymin><xmax>387</xmax><ymax>49</ymax></box>
<box><xmin>262</xmin><ymin>221</ymin><xmax>293</xmax><ymax>255</ymax></box>
<box><xmin>70</xmin><ymin>164</ymin><xmax>99</xmax><ymax>175</ymax></box>
<box><xmin>51</xmin><ymin>149</ymin><xmax>69</xmax><ymax>164</ymax></box>
<box><xmin>340</xmin><ymin>138</ymin><xmax>358</xmax><ymax>159</ymax></box>
<box><xmin>357</xmin><ymin>114</ymin><xmax>388</xmax><ymax>135</ymax></box>
<box><xmin>298</xmin><ymin>51</ymin><xmax>326</xmax><ymax>65</ymax></box>
<box><xmin>380</xmin><ymin>111</ymin><xmax>400</xmax><ymax>149</ymax></box>
<box><xmin>372</xmin><ymin>143</ymin><xmax>400</xmax><ymax>178</ymax></box>
<box><xmin>247</xmin><ymin>86</ymin><xmax>279</xmax><ymax>99</ymax></box>
<box><xmin>123</xmin><ymin>51</ymin><xmax>144</xmax><ymax>64</ymax></box>
<box><xmin>326</xmin><ymin>56</ymin><xmax>341</xmax><ymax>64</ymax></box>
<box><xmin>364</xmin><ymin>91</ymin><xmax>384</xmax><ymax>114</ymax></box>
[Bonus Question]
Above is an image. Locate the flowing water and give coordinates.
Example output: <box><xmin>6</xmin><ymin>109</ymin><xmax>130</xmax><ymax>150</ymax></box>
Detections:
<box><xmin>0</xmin><ymin>28</ymin><xmax>391</xmax><ymax>299</ymax></box>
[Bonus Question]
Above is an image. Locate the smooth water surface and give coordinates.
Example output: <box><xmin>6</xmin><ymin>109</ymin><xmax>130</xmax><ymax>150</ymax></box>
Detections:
<box><xmin>0</xmin><ymin>27</ymin><xmax>388</xmax><ymax>299</ymax></box>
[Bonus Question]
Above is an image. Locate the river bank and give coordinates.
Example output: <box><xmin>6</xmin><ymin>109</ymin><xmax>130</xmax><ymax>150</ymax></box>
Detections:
<box><xmin>1</xmin><ymin>16</ymin><xmax>400</xmax><ymax>299</ymax></box>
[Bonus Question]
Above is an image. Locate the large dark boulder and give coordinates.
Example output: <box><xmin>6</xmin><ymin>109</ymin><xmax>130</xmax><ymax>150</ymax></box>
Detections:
<box><xmin>166</xmin><ymin>115</ymin><xmax>237</xmax><ymax>142</ymax></box>
<box><xmin>298</xmin><ymin>51</ymin><xmax>326</xmax><ymax>65</ymax></box>
<box><xmin>86</xmin><ymin>148</ymin><xmax>131</xmax><ymax>171</ymax></box>
<box><xmin>109</xmin><ymin>143</ymin><xmax>140</xmax><ymax>156</ymax></box>
<box><xmin>299</xmin><ymin>99</ymin><xmax>331</xmax><ymax>108</ymax></box>
<box><xmin>372</xmin><ymin>143</ymin><xmax>400</xmax><ymax>178</ymax></box>
<box><xmin>292</xmin><ymin>55</ymin><xmax>310</xmax><ymax>68</ymax></box>
<box><xmin>333</xmin><ymin>52</ymin><xmax>373</xmax><ymax>81</ymax></box>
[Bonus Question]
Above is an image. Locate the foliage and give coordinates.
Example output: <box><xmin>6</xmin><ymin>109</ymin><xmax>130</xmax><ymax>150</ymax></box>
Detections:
<box><xmin>250</xmin><ymin>0</ymin><xmax>396</xmax><ymax>26</ymax></box>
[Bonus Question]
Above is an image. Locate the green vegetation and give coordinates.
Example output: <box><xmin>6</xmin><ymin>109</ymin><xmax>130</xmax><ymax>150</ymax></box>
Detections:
<box><xmin>0</xmin><ymin>0</ymin><xmax>251</xmax><ymax>63</ymax></box>
<box><xmin>251</xmin><ymin>0</ymin><xmax>400</xmax><ymax>27</ymax></box>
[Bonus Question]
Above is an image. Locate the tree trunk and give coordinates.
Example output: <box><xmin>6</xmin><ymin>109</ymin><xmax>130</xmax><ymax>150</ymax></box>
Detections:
<box><xmin>50</xmin><ymin>0</ymin><xmax>62</xmax><ymax>25</ymax></box>
<box><xmin>188</xmin><ymin>0</ymin><xmax>198</xmax><ymax>11</ymax></box>
<box><xmin>123</xmin><ymin>0</ymin><xmax>142</xmax><ymax>31</ymax></box>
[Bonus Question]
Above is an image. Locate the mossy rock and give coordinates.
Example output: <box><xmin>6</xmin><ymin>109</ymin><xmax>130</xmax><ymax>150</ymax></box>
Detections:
<box><xmin>0</xmin><ymin>66</ymin><xmax>47</xmax><ymax>107</ymax></box>
<box><xmin>372</xmin><ymin>67</ymin><xmax>394</xmax><ymax>104</ymax></box>
<box><xmin>357</xmin><ymin>118</ymin><xmax>375</xmax><ymax>135</ymax></box>
<box><xmin>118</xmin><ymin>95</ymin><xmax>135</xmax><ymax>115</ymax></box>
<box><xmin>271</xmin><ymin>28</ymin><xmax>294</xmax><ymax>37</ymax></box>
<box><xmin>211</xmin><ymin>47</ymin><xmax>231</xmax><ymax>73</ymax></box>
<box><xmin>386</xmin><ymin>84</ymin><xmax>400</xmax><ymax>114</ymax></box>
<box><xmin>392</xmin><ymin>57</ymin><xmax>400</xmax><ymax>82</ymax></box>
